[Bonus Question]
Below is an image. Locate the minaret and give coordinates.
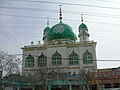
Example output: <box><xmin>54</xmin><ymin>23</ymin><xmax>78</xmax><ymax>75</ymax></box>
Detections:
<box><xmin>43</xmin><ymin>18</ymin><xmax>50</xmax><ymax>44</ymax></box>
<box><xmin>78</xmin><ymin>14</ymin><xmax>89</xmax><ymax>42</ymax></box>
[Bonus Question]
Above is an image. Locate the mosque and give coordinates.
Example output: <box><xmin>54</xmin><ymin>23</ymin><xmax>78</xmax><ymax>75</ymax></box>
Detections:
<box><xmin>21</xmin><ymin>5</ymin><xmax>97</xmax><ymax>90</ymax></box>
<box><xmin>2</xmin><ymin>5</ymin><xmax>120</xmax><ymax>90</ymax></box>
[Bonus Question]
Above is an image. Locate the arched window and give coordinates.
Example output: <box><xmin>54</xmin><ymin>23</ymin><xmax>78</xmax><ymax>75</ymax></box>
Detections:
<box><xmin>52</xmin><ymin>51</ymin><xmax>62</xmax><ymax>66</ymax></box>
<box><xmin>25</xmin><ymin>54</ymin><xmax>34</xmax><ymax>68</ymax></box>
<box><xmin>69</xmin><ymin>50</ymin><xmax>79</xmax><ymax>65</ymax></box>
<box><xmin>38</xmin><ymin>53</ymin><xmax>47</xmax><ymax>67</ymax></box>
<box><xmin>83</xmin><ymin>50</ymin><xmax>93</xmax><ymax>64</ymax></box>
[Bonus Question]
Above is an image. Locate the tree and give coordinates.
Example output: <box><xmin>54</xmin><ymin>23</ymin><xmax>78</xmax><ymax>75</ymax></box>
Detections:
<box><xmin>0</xmin><ymin>51</ymin><xmax>21</xmax><ymax>90</ymax></box>
<box><xmin>79</xmin><ymin>69</ymin><xmax>88</xmax><ymax>90</ymax></box>
<box><xmin>0</xmin><ymin>51</ymin><xmax>21</xmax><ymax>77</ymax></box>
<box><xmin>29</xmin><ymin>62</ymin><xmax>68</xmax><ymax>90</ymax></box>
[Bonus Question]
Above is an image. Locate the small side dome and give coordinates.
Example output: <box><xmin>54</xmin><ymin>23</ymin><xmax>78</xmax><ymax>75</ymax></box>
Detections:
<box><xmin>43</xmin><ymin>26</ymin><xmax>50</xmax><ymax>42</ymax></box>
<box><xmin>46</xmin><ymin>22</ymin><xmax>77</xmax><ymax>42</ymax></box>
<box><xmin>79</xmin><ymin>23</ymin><xmax>88</xmax><ymax>32</ymax></box>
<box><xmin>43</xmin><ymin>26</ymin><xmax>50</xmax><ymax>34</ymax></box>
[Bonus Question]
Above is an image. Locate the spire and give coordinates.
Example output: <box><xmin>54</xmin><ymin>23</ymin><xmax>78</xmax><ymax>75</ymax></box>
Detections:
<box><xmin>81</xmin><ymin>14</ymin><xmax>83</xmax><ymax>22</ymax></box>
<box><xmin>47</xmin><ymin>18</ymin><xmax>49</xmax><ymax>26</ymax></box>
<box><xmin>59</xmin><ymin>4</ymin><xmax>62</xmax><ymax>22</ymax></box>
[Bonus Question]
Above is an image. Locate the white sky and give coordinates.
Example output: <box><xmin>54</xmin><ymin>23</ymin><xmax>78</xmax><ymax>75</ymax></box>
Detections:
<box><xmin>0</xmin><ymin>0</ymin><xmax>120</xmax><ymax>69</ymax></box>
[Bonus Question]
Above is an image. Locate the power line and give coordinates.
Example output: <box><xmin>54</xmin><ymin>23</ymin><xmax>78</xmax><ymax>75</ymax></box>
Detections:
<box><xmin>1</xmin><ymin>13</ymin><xmax>120</xmax><ymax>26</ymax></box>
<box><xmin>96</xmin><ymin>0</ymin><xmax>120</xmax><ymax>3</ymax></box>
<box><xmin>0</xmin><ymin>20</ymin><xmax>43</xmax><ymax>23</ymax></box>
<box><xmin>1</xmin><ymin>32</ymin><xmax>41</xmax><ymax>35</ymax></box>
<box><xmin>0</xmin><ymin>6</ymin><xmax>120</xmax><ymax>19</ymax></box>
<box><xmin>0</xmin><ymin>13</ymin><xmax>51</xmax><ymax>19</ymax></box>
<box><xmin>0</xmin><ymin>33</ymin><xmax>42</xmax><ymax>37</ymax></box>
<box><xmin>11</xmin><ymin>0</ymin><xmax>120</xmax><ymax>10</ymax></box>
<box><xmin>0</xmin><ymin>6</ymin><xmax>57</xmax><ymax>12</ymax></box>
<box><xmin>0</xmin><ymin>24</ymin><xmax>22</xmax><ymax>48</ymax></box>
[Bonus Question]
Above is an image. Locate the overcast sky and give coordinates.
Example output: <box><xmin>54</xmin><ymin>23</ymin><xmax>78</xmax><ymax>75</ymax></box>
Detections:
<box><xmin>0</xmin><ymin>0</ymin><xmax>120</xmax><ymax>69</ymax></box>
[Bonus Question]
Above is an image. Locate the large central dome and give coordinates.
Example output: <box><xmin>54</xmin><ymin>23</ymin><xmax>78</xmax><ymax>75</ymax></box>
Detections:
<box><xmin>46</xmin><ymin>21</ymin><xmax>77</xmax><ymax>42</ymax></box>
<box><xmin>43</xmin><ymin>5</ymin><xmax>77</xmax><ymax>44</ymax></box>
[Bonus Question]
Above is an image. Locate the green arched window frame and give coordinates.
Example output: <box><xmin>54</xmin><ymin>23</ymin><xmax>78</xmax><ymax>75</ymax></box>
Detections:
<box><xmin>69</xmin><ymin>50</ymin><xmax>79</xmax><ymax>65</ymax></box>
<box><xmin>38</xmin><ymin>53</ymin><xmax>47</xmax><ymax>67</ymax></box>
<box><xmin>52</xmin><ymin>51</ymin><xmax>62</xmax><ymax>66</ymax></box>
<box><xmin>25</xmin><ymin>54</ymin><xmax>34</xmax><ymax>68</ymax></box>
<box><xmin>83</xmin><ymin>50</ymin><xmax>93</xmax><ymax>64</ymax></box>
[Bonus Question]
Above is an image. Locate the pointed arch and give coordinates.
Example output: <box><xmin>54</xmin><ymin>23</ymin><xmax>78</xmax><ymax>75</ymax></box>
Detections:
<box><xmin>69</xmin><ymin>50</ymin><xmax>79</xmax><ymax>65</ymax></box>
<box><xmin>38</xmin><ymin>53</ymin><xmax>47</xmax><ymax>67</ymax></box>
<box><xmin>25</xmin><ymin>54</ymin><xmax>34</xmax><ymax>68</ymax></box>
<box><xmin>52</xmin><ymin>50</ymin><xmax>62</xmax><ymax>66</ymax></box>
<box><xmin>83</xmin><ymin>50</ymin><xmax>93</xmax><ymax>64</ymax></box>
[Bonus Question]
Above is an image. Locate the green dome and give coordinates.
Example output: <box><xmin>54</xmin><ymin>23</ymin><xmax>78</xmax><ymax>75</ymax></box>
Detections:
<box><xmin>43</xmin><ymin>26</ymin><xmax>50</xmax><ymax>41</ymax></box>
<box><xmin>43</xmin><ymin>26</ymin><xmax>50</xmax><ymax>34</ymax></box>
<box><xmin>46</xmin><ymin>22</ymin><xmax>77</xmax><ymax>42</ymax></box>
<box><xmin>79</xmin><ymin>23</ymin><xmax>88</xmax><ymax>31</ymax></box>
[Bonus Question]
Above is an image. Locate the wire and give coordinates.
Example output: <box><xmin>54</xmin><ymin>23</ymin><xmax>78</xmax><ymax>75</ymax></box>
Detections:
<box><xmin>0</xmin><ymin>13</ymin><xmax>51</xmax><ymax>19</ymax></box>
<box><xmin>0</xmin><ymin>6</ymin><xmax>120</xmax><ymax>19</ymax></box>
<box><xmin>96</xmin><ymin>0</ymin><xmax>120</xmax><ymax>3</ymax></box>
<box><xmin>11</xmin><ymin>0</ymin><xmax>120</xmax><ymax>10</ymax></box>
<box><xmin>1</xmin><ymin>13</ymin><xmax>120</xmax><ymax>26</ymax></box>
<box><xmin>0</xmin><ymin>33</ymin><xmax>42</xmax><ymax>37</ymax></box>
<box><xmin>0</xmin><ymin>24</ymin><xmax>22</xmax><ymax>48</ymax></box>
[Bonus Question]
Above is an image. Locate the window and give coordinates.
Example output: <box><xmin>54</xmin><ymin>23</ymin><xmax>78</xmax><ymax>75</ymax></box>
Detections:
<box><xmin>113</xmin><ymin>83</ymin><xmax>119</xmax><ymax>88</ymax></box>
<box><xmin>83</xmin><ymin>50</ymin><xmax>93</xmax><ymax>64</ymax></box>
<box><xmin>69</xmin><ymin>50</ymin><xmax>79</xmax><ymax>65</ymax></box>
<box><xmin>25</xmin><ymin>54</ymin><xmax>34</xmax><ymax>68</ymax></box>
<box><xmin>104</xmin><ymin>84</ymin><xmax>111</xmax><ymax>88</ymax></box>
<box><xmin>38</xmin><ymin>53</ymin><xmax>47</xmax><ymax>67</ymax></box>
<box><xmin>52</xmin><ymin>51</ymin><xmax>62</xmax><ymax>66</ymax></box>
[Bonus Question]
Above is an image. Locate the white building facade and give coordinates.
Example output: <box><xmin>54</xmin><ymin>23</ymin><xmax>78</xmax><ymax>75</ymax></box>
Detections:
<box><xmin>22</xmin><ymin>41</ymin><xmax>97</xmax><ymax>76</ymax></box>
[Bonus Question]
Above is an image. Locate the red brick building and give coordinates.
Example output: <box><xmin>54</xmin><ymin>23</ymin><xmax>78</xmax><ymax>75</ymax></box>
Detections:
<box><xmin>87</xmin><ymin>67</ymin><xmax>120</xmax><ymax>90</ymax></box>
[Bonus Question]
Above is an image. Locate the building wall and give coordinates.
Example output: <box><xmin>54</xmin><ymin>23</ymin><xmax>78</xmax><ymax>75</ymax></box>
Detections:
<box><xmin>22</xmin><ymin>42</ymin><xmax>97</xmax><ymax>76</ymax></box>
<box><xmin>88</xmin><ymin>68</ymin><xmax>120</xmax><ymax>90</ymax></box>
<box><xmin>79</xmin><ymin>44</ymin><xmax>97</xmax><ymax>72</ymax></box>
